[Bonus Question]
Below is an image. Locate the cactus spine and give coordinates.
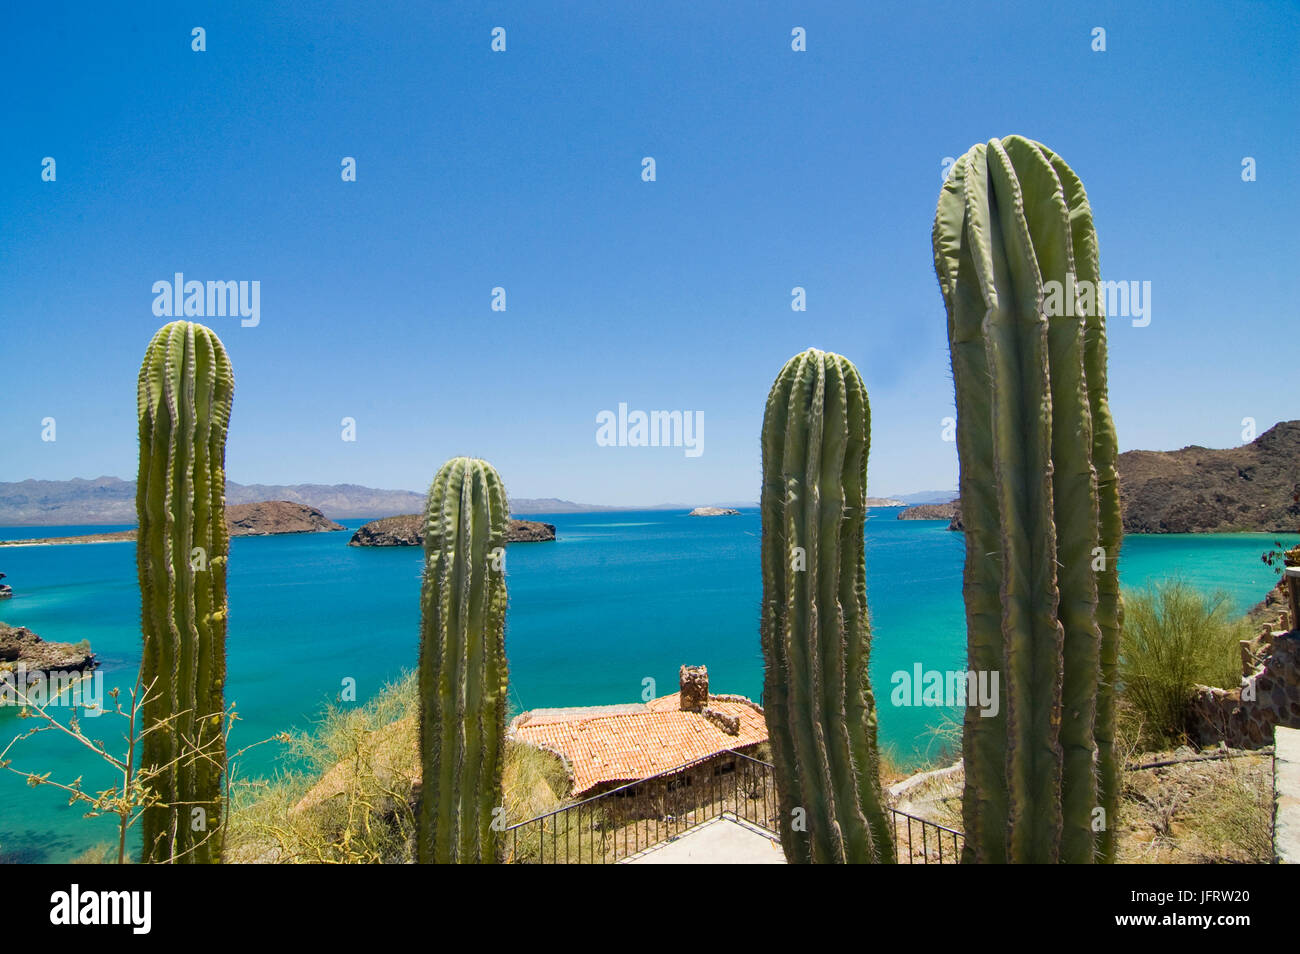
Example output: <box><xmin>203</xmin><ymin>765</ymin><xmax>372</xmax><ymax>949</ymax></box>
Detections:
<box><xmin>760</xmin><ymin>348</ymin><xmax>893</xmax><ymax>864</ymax></box>
<box><xmin>136</xmin><ymin>320</ymin><xmax>234</xmax><ymax>863</ymax></box>
<box><xmin>417</xmin><ymin>457</ymin><xmax>510</xmax><ymax>863</ymax></box>
<box><xmin>932</xmin><ymin>136</ymin><xmax>1121</xmax><ymax>863</ymax></box>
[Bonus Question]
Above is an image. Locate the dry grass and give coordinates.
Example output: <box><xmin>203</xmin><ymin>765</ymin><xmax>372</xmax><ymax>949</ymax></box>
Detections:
<box><xmin>1117</xmin><ymin>749</ymin><xmax>1273</xmax><ymax>863</ymax></box>
<box><xmin>885</xmin><ymin>745</ymin><xmax>1273</xmax><ymax>864</ymax></box>
<box><xmin>224</xmin><ymin>672</ymin><xmax>568</xmax><ymax>863</ymax></box>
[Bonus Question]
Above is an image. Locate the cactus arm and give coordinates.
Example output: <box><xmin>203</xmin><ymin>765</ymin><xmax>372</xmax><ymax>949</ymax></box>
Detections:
<box><xmin>760</xmin><ymin>349</ymin><xmax>893</xmax><ymax>863</ymax></box>
<box><xmin>425</xmin><ymin>460</ymin><xmax>462</xmax><ymax>861</ymax></box>
<box><xmin>137</xmin><ymin>321</ymin><xmax>233</xmax><ymax>864</ymax></box>
<box><xmin>1004</xmin><ymin>137</ymin><xmax>1104</xmax><ymax>862</ymax></box>
<box><xmin>821</xmin><ymin>359</ymin><xmax>884</xmax><ymax>859</ymax></box>
<box><xmin>417</xmin><ymin>457</ymin><xmax>509</xmax><ymax>863</ymax></box>
<box><xmin>1046</xmin><ymin>149</ymin><xmax>1123</xmax><ymax>859</ymax></box>
<box><xmin>833</xmin><ymin>359</ymin><xmax>893</xmax><ymax>857</ymax></box>
<box><xmin>783</xmin><ymin>355</ymin><xmax>843</xmax><ymax>863</ymax></box>
<box><xmin>815</xmin><ymin>358</ymin><xmax>864</xmax><ymax>861</ymax></box>
<box><xmin>759</xmin><ymin>373</ymin><xmax>801</xmax><ymax>855</ymax></box>
<box><xmin>976</xmin><ymin>140</ymin><xmax>1065</xmax><ymax>864</ymax></box>
<box><xmin>935</xmin><ymin>150</ymin><xmax>1011</xmax><ymax>863</ymax></box>
<box><xmin>935</xmin><ymin>137</ymin><xmax>1119</xmax><ymax>863</ymax></box>
<box><xmin>478</xmin><ymin>471</ymin><xmax>510</xmax><ymax>857</ymax></box>
<box><xmin>946</xmin><ymin>144</ymin><xmax>1064</xmax><ymax>862</ymax></box>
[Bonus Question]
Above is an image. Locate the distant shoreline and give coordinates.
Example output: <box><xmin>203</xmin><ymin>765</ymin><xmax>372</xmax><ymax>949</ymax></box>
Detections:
<box><xmin>1</xmin><ymin>532</ymin><xmax>136</xmax><ymax>548</ymax></box>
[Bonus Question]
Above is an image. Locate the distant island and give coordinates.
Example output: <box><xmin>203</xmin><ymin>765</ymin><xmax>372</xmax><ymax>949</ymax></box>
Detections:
<box><xmin>348</xmin><ymin>514</ymin><xmax>556</xmax><ymax>546</ymax></box>
<box><xmin>0</xmin><ymin>501</ymin><xmax>344</xmax><ymax>546</ymax></box>
<box><xmin>897</xmin><ymin>501</ymin><xmax>959</xmax><ymax>522</ymax></box>
<box><xmin>897</xmin><ymin>421</ymin><xmax>1300</xmax><ymax>534</ymax></box>
<box><xmin>688</xmin><ymin>507</ymin><xmax>739</xmax><ymax>517</ymax></box>
<box><xmin>866</xmin><ymin>497</ymin><xmax>906</xmax><ymax>507</ymax></box>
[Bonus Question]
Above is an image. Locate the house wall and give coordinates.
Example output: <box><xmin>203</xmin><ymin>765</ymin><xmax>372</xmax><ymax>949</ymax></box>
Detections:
<box><xmin>583</xmin><ymin>745</ymin><xmax>766</xmax><ymax>815</ymax></box>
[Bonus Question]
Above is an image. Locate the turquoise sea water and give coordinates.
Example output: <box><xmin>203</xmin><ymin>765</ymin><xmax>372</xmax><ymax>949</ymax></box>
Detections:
<box><xmin>0</xmin><ymin>509</ymin><xmax>1293</xmax><ymax>862</ymax></box>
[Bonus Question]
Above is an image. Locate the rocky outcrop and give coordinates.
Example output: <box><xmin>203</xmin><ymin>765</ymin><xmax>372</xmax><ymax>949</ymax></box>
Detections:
<box><xmin>348</xmin><ymin>514</ymin><xmax>556</xmax><ymax>546</ymax></box>
<box><xmin>225</xmin><ymin>501</ymin><xmax>345</xmax><ymax>536</ymax></box>
<box><xmin>926</xmin><ymin>421</ymin><xmax>1300</xmax><ymax>534</ymax></box>
<box><xmin>0</xmin><ymin>573</ymin><xmax>10</xmax><ymax>600</ymax></box>
<box><xmin>898</xmin><ymin>501</ymin><xmax>959</xmax><ymax>521</ymax></box>
<box><xmin>0</xmin><ymin>624</ymin><xmax>95</xmax><ymax>676</ymax></box>
<box><xmin>687</xmin><ymin>507</ymin><xmax>739</xmax><ymax>517</ymax></box>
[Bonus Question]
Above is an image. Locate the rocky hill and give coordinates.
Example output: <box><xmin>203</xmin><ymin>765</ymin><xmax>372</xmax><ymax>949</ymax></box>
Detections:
<box><xmin>1118</xmin><ymin>422</ymin><xmax>1300</xmax><ymax>533</ymax></box>
<box><xmin>900</xmin><ymin>422</ymin><xmax>1300</xmax><ymax>534</ymax></box>
<box><xmin>348</xmin><ymin>514</ymin><xmax>556</xmax><ymax>546</ymax></box>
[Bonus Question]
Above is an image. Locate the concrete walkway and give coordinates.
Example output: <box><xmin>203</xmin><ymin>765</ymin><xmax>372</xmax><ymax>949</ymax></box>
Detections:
<box><xmin>622</xmin><ymin>815</ymin><xmax>786</xmax><ymax>864</ymax></box>
<box><xmin>1276</xmin><ymin>725</ymin><xmax>1300</xmax><ymax>863</ymax></box>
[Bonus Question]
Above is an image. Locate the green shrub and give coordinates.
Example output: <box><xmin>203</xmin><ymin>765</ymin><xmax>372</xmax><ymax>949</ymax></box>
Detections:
<box><xmin>1118</xmin><ymin>579</ymin><xmax>1249</xmax><ymax>748</ymax></box>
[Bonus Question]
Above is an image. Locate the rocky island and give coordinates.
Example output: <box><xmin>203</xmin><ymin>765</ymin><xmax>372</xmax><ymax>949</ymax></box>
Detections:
<box><xmin>224</xmin><ymin>501</ymin><xmax>346</xmax><ymax>536</ymax></box>
<box><xmin>0</xmin><ymin>623</ymin><xmax>96</xmax><ymax>678</ymax></box>
<box><xmin>687</xmin><ymin>507</ymin><xmax>740</xmax><ymax>517</ymax></box>
<box><xmin>348</xmin><ymin>514</ymin><xmax>556</xmax><ymax>546</ymax></box>
<box><xmin>0</xmin><ymin>501</ymin><xmax>346</xmax><ymax>547</ymax></box>
<box><xmin>897</xmin><ymin>501</ymin><xmax>960</xmax><ymax>521</ymax></box>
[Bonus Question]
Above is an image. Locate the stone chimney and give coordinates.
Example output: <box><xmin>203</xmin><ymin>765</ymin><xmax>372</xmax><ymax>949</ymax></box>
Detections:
<box><xmin>679</xmin><ymin>664</ymin><xmax>709</xmax><ymax>712</ymax></box>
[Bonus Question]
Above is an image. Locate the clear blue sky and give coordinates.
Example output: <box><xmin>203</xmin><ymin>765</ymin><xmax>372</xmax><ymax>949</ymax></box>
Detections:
<box><xmin>2</xmin><ymin>1</ymin><xmax>1296</xmax><ymax>505</ymax></box>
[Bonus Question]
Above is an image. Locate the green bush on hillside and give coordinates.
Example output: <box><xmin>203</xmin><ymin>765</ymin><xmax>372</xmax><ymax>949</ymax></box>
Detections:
<box><xmin>1118</xmin><ymin>579</ymin><xmax>1249</xmax><ymax>749</ymax></box>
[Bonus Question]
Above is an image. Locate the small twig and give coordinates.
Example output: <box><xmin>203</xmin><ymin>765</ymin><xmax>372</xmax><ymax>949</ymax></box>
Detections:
<box><xmin>1125</xmin><ymin>747</ymin><xmax>1272</xmax><ymax>772</ymax></box>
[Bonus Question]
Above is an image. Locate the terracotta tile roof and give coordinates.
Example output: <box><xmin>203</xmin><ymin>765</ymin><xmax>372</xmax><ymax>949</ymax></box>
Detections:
<box><xmin>510</xmin><ymin>694</ymin><xmax>767</xmax><ymax>796</ymax></box>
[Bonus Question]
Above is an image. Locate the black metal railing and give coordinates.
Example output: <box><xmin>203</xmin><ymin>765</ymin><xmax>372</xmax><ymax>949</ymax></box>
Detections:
<box><xmin>889</xmin><ymin>807</ymin><xmax>963</xmax><ymax>864</ymax></box>
<box><xmin>504</xmin><ymin>749</ymin><xmax>778</xmax><ymax>863</ymax></box>
<box><xmin>505</xmin><ymin>749</ymin><xmax>964</xmax><ymax>864</ymax></box>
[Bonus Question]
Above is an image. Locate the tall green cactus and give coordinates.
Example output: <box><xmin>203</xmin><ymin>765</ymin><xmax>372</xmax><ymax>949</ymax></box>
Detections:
<box><xmin>932</xmin><ymin>136</ymin><xmax>1122</xmax><ymax>863</ymax></box>
<box><xmin>760</xmin><ymin>348</ymin><xmax>894</xmax><ymax>864</ymax></box>
<box><xmin>417</xmin><ymin>457</ymin><xmax>510</xmax><ymax>863</ymax></box>
<box><xmin>136</xmin><ymin>320</ymin><xmax>235</xmax><ymax>864</ymax></box>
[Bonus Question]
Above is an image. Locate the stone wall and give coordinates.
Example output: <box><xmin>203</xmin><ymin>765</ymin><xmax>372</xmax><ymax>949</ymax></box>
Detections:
<box><xmin>1187</xmin><ymin>631</ymin><xmax>1300</xmax><ymax>748</ymax></box>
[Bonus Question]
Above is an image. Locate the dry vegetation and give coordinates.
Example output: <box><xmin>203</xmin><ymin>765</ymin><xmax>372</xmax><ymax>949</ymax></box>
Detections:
<box><xmin>223</xmin><ymin>672</ymin><xmax>569</xmax><ymax>863</ymax></box>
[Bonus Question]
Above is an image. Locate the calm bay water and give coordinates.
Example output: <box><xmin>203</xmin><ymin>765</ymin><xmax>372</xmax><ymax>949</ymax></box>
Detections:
<box><xmin>0</xmin><ymin>508</ymin><xmax>1293</xmax><ymax>862</ymax></box>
